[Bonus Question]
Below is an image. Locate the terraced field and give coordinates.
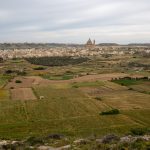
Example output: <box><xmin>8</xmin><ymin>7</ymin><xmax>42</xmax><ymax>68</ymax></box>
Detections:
<box><xmin>0</xmin><ymin>57</ymin><xmax>149</xmax><ymax>140</ymax></box>
<box><xmin>0</xmin><ymin>75</ymin><xmax>149</xmax><ymax>139</ymax></box>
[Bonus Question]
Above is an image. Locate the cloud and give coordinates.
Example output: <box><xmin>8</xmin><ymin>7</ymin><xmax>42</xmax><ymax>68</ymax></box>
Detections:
<box><xmin>0</xmin><ymin>0</ymin><xmax>150</xmax><ymax>43</ymax></box>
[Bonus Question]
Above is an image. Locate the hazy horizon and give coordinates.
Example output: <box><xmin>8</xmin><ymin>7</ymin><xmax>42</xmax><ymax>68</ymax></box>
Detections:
<box><xmin>0</xmin><ymin>0</ymin><xmax>150</xmax><ymax>44</ymax></box>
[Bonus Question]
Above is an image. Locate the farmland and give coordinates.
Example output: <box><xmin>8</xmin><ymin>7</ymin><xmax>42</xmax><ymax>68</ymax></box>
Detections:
<box><xmin>0</xmin><ymin>53</ymin><xmax>149</xmax><ymax>142</ymax></box>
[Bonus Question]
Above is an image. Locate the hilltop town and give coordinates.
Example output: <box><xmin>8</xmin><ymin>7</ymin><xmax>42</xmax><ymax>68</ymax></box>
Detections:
<box><xmin>0</xmin><ymin>39</ymin><xmax>150</xmax><ymax>59</ymax></box>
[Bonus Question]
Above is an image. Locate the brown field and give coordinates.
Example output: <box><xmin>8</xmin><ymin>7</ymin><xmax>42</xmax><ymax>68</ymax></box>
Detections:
<box><xmin>11</xmin><ymin>88</ymin><xmax>37</xmax><ymax>100</ymax></box>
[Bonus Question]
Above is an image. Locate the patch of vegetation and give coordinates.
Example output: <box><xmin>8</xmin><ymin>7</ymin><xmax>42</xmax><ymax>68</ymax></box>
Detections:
<box><xmin>111</xmin><ymin>77</ymin><xmax>146</xmax><ymax>86</ymax></box>
<box><xmin>72</xmin><ymin>81</ymin><xmax>104</xmax><ymax>88</ymax></box>
<box><xmin>130</xmin><ymin>127</ymin><xmax>150</xmax><ymax>136</ymax></box>
<box><xmin>33</xmin><ymin>66</ymin><xmax>46</xmax><ymax>70</ymax></box>
<box><xmin>0</xmin><ymin>57</ymin><xmax>3</xmax><ymax>63</ymax></box>
<box><xmin>5</xmin><ymin>69</ymin><xmax>26</xmax><ymax>76</ymax></box>
<box><xmin>72</xmin><ymin>85</ymin><xmax>79</xmax><ymax>88</ymax></box>
<box><xmin>41</xmin><ymin>74</ymin><xmax>74</xmax><ymax>80</ymax></box>
<box><xmin>0</xmin><ymin>75</ymin><xmax>13</xmax><ymax>87</ymax></box>
<box><xmin>15</xmin><ymin>80</ymin><xmax>22</xmax><ymax>83</ymax></box>
<box><xmin>26</xmin><ymin>56</ymin><xmax>89</xmax><ymax>66</ymax></box>
<box><xmin>95</xmin><ymin>97</ymin><xmax>102</xmax><ymax>101</ymax></box>
<box><xmin>26</xmin><ymin>136</ymin><xmax>44</xmax><ymax>146</ymax></box>
<box><xmin>100</xmin><ymin>109</ymin><xmax>120</xmax><ymax>115</ymax></box>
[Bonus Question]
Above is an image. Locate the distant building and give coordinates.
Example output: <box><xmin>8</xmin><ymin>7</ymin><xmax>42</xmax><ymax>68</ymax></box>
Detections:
<box><xmin>85</xmin><ymin>38</ymin><xmax>95</xmax><ymax>49</ymax></box>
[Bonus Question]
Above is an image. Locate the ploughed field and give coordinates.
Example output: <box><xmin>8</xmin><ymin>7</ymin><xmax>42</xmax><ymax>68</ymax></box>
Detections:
<box><xmin>0</xmin><ymin>57</ymin><xmax>149</xmax><ymax>139</ymax></box>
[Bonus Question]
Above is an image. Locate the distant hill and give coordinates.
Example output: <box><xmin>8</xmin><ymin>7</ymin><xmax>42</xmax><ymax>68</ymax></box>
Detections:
<box><xmin>0</xmin><ymin>43</ymin><xmax>83</xmax><ymax>50</ymax></box>
<box><xmin>98</xmin><ymin>43</ymin><xmax>120</xmax><ymax>46</ymax></box>
<box><xmin>128</xmin><ymin>43</ymin><xmax>150</xmax><ymax>46</ymax></box>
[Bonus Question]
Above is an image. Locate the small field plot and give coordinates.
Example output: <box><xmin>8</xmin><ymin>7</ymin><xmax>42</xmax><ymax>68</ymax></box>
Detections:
<box><xmin>79</xmin><ymin>81</ymin><xmax>128</xmax><ymax>97</ymax></box>
<box><xmin>101</xmin><ymin>90</ymin><xmax>150</xmax><ymax>110</ymax></box>
<box><xmin>129</xmin><ymin>82</ymin><xmax>150</xmax><ymax>94</ymax></box>
<box><xmin>71</xmin><ymin>81</ymin><xmax>104</xmax><ymax>88</ymax></box>
<box><xmin>33</xmin><ymin>87</ymin><xmax>108</xmax><ymax>119</ymax></box>
<box><xmin>122</xmin><ymin>109</ymin><xmax>150</xmax><ymax>126</ymax></box>
<box><xmin>0</xmin><ymin>89</ymin><xmax>9</xmax><ymax>101</ymax></box>
<box><xmin>0</xmin><ymin>75</ymin><xmax>12</xmax><ymax>88</ymax></box>
<box><xmin>11</xmin><ymin>88</ymin><xmax>37</xmax><ymax>100</ymax></box>
<box><xmin>5</xmin><ymin>77</ymin><xmax>34</xmax><ymax>89</ymax></box>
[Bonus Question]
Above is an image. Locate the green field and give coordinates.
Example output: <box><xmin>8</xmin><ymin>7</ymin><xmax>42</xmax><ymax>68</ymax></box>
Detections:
<box><xmin>0</xmin><ymin>80</ymin><xmax>149</xmax><ymax>139</ymax></box>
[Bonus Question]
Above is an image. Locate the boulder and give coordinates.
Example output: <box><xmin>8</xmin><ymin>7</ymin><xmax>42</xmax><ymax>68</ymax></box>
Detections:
<box><xmin>102</xmin><ymin>134</ymin><xmax>120</xmax><ymax>144</ymax></box>
<box><xmin>73</xmin><ymin>139</ymin><xmax>89</xmax><ymax>145</ymax></box>
<box><xmin>57</xmin><ymin>145</ymin><xmax>71</xmax><ymax>150</ymax></box>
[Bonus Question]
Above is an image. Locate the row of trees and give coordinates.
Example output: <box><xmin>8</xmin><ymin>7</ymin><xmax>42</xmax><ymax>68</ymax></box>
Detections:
<box><xmin>25</xmin><ymin>56</ymin><xmax>89</xmax><ymax>66</ymax></box>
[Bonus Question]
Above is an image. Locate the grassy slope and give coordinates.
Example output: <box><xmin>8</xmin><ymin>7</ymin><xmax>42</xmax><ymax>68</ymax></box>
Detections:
<box><xmin>0</xmin><ymin>81</ymin><xmax>149</xmax><ymax>139</ymax></box>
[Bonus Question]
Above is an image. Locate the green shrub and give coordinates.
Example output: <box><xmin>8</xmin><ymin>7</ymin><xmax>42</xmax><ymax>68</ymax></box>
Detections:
<box><xmin>95</xmin><ymin>97</ymin><xmax>102</xmax><ymax>101</ymax></box>
<box><xmin>72</xmin><ymin>85</ymin><xmax>79</xmax><ymax>88</ymax></box>
<box><xmin>100</xmin><ymin>109</ymin><xmax>120</xmax><ymax>115</ymax></box>
<box><xmin>15</xmin><ymin>80</ymin><xmax>22</xmax><ymax>83</ymax></box>
<box><xmin>33</xmin><ymin>67</ymin><xmax>46</xmax><ymax>70</ymax></box>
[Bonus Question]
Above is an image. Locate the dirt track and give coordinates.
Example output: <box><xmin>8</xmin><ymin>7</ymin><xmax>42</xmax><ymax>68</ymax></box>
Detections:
<box><xmin>26</xmin><ymin>73</ymin><xmax>129</xmax><ymax>85</ymax></box>
<box><xmin>5</xmin><ymin>73</ymin><xmax>142</xmax><ymax>89</ymax></box>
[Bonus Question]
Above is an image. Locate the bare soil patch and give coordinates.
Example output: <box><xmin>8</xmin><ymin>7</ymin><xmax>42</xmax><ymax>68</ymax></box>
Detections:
<box><xmin>5</xmin><ymin>77</ymin><xmax>34</xmax><ymax>89</ymax></box>
<box><xmin>71</xmin><ymin>73</ymin><xmax>128</xmax><ymax>82</ymax></box>
<box><xmin>11</xmin><ymin>88</ymin><xmax>37</xmax><ymax>100</ymax></box>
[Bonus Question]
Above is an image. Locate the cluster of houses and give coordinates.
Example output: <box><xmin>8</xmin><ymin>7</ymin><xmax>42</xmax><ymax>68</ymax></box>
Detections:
<box><xmin>0</xmin><ymin>39</ymin><xmax>150</xmax><ymax>59</ymax></box>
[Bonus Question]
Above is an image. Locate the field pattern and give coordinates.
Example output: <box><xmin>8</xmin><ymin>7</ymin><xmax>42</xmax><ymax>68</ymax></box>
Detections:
<box><xmin>0</xmin><ymin>57</ymin><xmax>149</xmax><ymax>139</ymax></box>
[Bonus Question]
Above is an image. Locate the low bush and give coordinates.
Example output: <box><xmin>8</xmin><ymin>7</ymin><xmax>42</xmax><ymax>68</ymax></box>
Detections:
<box><xmin>33</xmin><ymin>67</ymin><xmax>46</xmax><ymax>70</ymax></box>
<box><xmin>5</xmin><ymin>70</ymin><xmax>13</xmax><ymax>74</ymax></box>
<box><xmin>100</xmin><ymin>109</ymin><xmax>120</xmax><ymax>115</ymax></box>
<box><xmin>72</xmin><ymin>85</ymin><xmax>79</xmax><ymax>88</ymax></box>
<box><xmin>15</xmin><ymin>80</ymin><xmax>22</xmax><ymax>83</ymax></box>
<box><xmin>95</xmin><ymin>97</ymin><xmax>102</xmax><ymax>101</ymax></box>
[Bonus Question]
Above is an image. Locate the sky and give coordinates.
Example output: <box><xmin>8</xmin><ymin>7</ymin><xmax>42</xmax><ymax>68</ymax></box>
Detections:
<box><xmin>0</xmin><ymin>0</ymin><xmax>150</xmax><ymax>44</ymax></box>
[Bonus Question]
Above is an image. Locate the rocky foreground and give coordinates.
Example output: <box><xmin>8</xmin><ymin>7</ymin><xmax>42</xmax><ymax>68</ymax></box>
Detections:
<box><xmin>0</xmin><ymin>134</ymin><xmax>150</xmax><ymax>150</ymax></box>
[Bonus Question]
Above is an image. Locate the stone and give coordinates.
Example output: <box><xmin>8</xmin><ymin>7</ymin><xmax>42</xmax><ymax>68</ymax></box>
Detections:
<box><xmin>95</xmin><ymin>139</ymin><xmax>103</xmax><ymax>143</ymax></box>
<box><xmin>57</xmin><ymin>145</ymin><xmax>71</xmax><ymax>150</ymax></box>
<box><xmin>38</xmin><ymin>145</ymin><xmax>56</xmax><ymax>150</ymax></box>
<box><xmin>0</xmin><ymin>140</ymin><xmax>8</xmax><ymax>146</ymax></box>
<box><xmin>102</xmin><ymin>134</ymin><xmax>120</xmax><ymax>144</ymax></box>
<box><xmin>73</xmin><ymin>139</ymin><xmax>89</xmax><ymax>145</ymax></box>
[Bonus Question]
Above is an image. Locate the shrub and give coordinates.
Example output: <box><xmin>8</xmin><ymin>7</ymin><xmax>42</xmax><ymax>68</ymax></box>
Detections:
<box><xmin>72</xmin><ymin>85</ymin><xmax>79</xmax><ymax>88</ymax></box>
<box><xmin>15</xmin><ymin>80</ymin><xmax>22</xmax><ymax>83</ymax></box>
<box><xmin>100</xmin><ymin>109</ymin><xmax>120</xmax><ymax>115</ymax></box>
<box><xmin>95</xmin><ymin>97</ymin><xmax>102</xmax><ymax>101</ymax></box>
<box><xmin>33</xmin><ymin>67</ymin><xmax>45</xmax><ymax>70</ymax></box>
<box><xmin>5</xmin><ymin>70</ymin><xmax>13</xmax><ymax>74</ymax></box>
